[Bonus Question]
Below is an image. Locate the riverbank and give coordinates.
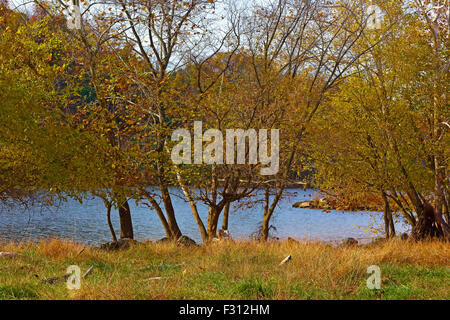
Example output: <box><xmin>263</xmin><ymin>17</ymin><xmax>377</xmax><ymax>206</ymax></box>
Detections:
<box><xmin>1</xmin><ymin>239</ymin><xmax>448</xmax><ymax>300</ymax></box>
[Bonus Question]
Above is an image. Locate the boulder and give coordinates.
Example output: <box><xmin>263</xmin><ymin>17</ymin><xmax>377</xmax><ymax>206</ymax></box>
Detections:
<box><xmin>118</xmin><ymin>238</ymin><xmax>137</xmax><ymax>248</ymax></box>
<box><xmin>99</xmin><ymin>241</ymin><xmax>120</xmax><ymax>251</ymax></box>
<box><xmin>99</xmin><ymin>238</ymin><xmax>137</xmax><ymax>251</ymax></box>
<box><xmin>293</xmin><ymin>198</ymin><xmax>330</xmax><ymax>209</ymax></box>
<box><xmin>293</xmin><ymin>201</ymin><xmax>311</xmax><ymax>208</ymax></box>
<box><xmin>371</xmin><ymin>237</ymin><xmax>386</xmax><ymax>245</ymax></box>
<box><xmin>218</xmin><ymin>229</ymin><xmax>231</xmax><ymax>240</ymax></box>
<box><xmin>177</xmin><ymin>235</ymin><xmax>198</xmax><ymax>247</ymax></box>
<box><xmin>156</xmin><ymin>237</ymin><xmax>172</xmax><ymax>244</ymax></box>
<box><xmin>341</xmin><ymin>237</ymin><xmax>358</xmax><ymax>246</ymax></box>
<box><xmin>212</xmin><ymin>230</ymin><xmax>233</xmax><ymax>244</ymax></box>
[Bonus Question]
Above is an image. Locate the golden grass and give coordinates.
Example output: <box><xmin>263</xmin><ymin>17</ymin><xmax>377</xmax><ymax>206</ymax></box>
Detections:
<box><xmin>0</xmin><ymin>238</ymin><xmax>448</xmax><ymax>300</ymax></box>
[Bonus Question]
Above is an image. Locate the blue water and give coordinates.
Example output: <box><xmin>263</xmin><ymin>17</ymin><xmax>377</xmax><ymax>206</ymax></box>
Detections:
<box><xmin>0</xmin><ymin>189</ymin><xmax>409</xmax><ymax>245</ymax></box>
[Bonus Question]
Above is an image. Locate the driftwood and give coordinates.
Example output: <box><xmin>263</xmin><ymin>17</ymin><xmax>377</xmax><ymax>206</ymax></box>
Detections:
<box><xmin>279</xmin><ymin>255</ymin><xmax>292</xmax><ymax>266</ymax></box>
<box><xmin>41</xmin><ymin>274</ymin><xmax>71</xmax><ymax>284</ymax></box>
<box><xmin>140</xmin><ymin>277</ymin><xmax>166</xmax><ymax>282</ymax></box>
<box><xmin>83</xmin><ymin>266</ymin><xmax>94</xmax><ymax>278</ymax></box>
<box><xmin>0</xmin><ymin>252</ymin><xmax>24</xmax><ymax>259</ymax></box>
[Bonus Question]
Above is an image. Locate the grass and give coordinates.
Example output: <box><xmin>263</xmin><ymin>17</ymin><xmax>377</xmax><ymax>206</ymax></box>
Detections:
<box><xmin>0</xmin><ymin>238</ymin><xmax>448</xmax><ymax>300</ymax></box>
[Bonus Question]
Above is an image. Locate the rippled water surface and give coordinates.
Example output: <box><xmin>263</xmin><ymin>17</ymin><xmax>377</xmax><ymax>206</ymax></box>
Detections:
<box><xmin>0</xmin><ymin>189</ymin><xmax>409</xmax><ymax>244</ymax></box>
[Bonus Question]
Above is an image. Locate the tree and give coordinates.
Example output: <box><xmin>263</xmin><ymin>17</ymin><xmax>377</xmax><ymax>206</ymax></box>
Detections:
<box><xmin>233</xmin><ymin>0</ymin><xmax>386</xmax><ymax>241</ymax></box>
<box><xmin>308</xmin><ymin>0</ymin><xmax>449</xmax><ymax>240</ymax></box>
<box><xmin>0</xmin><ymin>4</ymin><xmax>114</xmax><ymax>210</ymax></box>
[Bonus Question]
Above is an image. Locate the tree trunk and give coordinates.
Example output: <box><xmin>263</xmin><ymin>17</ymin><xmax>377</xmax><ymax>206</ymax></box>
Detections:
<box><xmin>261</xmin><ymin>214</ymin><xmax>271</xmax><ymax>242</ymax></box>
<box><xmin>106</xmin><ymin>202</ymin><xmax>117</xmax><ymax>242</ymax></box>
<box><xmin>118</xmin><ymin>200</ymin><xmax>133</xmax><ymax>239</ymax></box>
<box><xmin>174</xmin><ymin>169</ymin><xmax>208</xmax><ymax>244</ymax></box>
<box><xmin>141</xmin><ymin>189</ymin><xmax>173</xmax><ymax>239</ymax></box>
<box><xmin>433</xmin><ymin>171</ymin><xmax>450</xmax><ymax>239</ymax></box>
<box><xmin>160</xmin><ymin>184</ymin><xmax>182</xmax><ymax>240</ymax></box>
<box><xmin>443</xmin><ymin>194</ymin><xmax>450</xmax><ymax>224</ymax></box>
<box><xmin>382</xmin><ymin>191</ymin><xmax>395</xmax><ymax>238</ymax></box>
<box><xmin>433</xmin><ymin>205</ymin><xmax>450</xmax><ymax>239</ymax></box>
<box><xmin>383</xmin><ymin>210</ymin><xmax>390</xmax><ymax>239</ymax></box>
<box><xmin>261</xmin><ymin>187</ymin><xmax>271</xmax><ymax>241</ymax></box>
<box><xmin>388</xmin><ymin>191</ymin><xmax>416</xmax><ymax>227</ymax></box>
<box><xmin>207</xmin><ymin>202</ymin><xmax>226</xmax><ymax>242</ymax></box>
<box><xmin>389</xmin><ymin>211</ymin><xmax>396</xmax><ymax>238</ymax></box>
<box><xmin>261</xmin><ymin>185</ymin><xmax>284</xmax><ymax>241</ymax></box>
<box><xmin>207</xmin><ymin>207</ymin><xmax>221</xmax><ymax>241</ymax></box>
<box><xmin>222</xmin><ymin>202</ymin><xmax>230</xmax><ymax>231</ymax></box>
<box><xmin>411</xmin><ymin>203</ymin><xmax>443</xmax><ymax>240</ymax></box>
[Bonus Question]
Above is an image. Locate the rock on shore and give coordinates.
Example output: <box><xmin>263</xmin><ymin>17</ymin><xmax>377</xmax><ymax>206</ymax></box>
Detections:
<box><xmin>292</xmin><ymin>198</ymin><xmax>375</xmax><ymax>211</ymax></box>
<box><xmin>99</xmin><ymin>238</ymin><xmax>137</xmax><ymax>251</ymax></box>
<box><xmin>292</xmin><ymin>198</ymin><xmax>331</xmax><ymax>210</ymax></box>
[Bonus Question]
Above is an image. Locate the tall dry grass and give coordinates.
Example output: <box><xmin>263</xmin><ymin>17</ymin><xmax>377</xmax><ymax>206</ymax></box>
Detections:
<box><xmin>0</xmin><ymin>238</ymin><xmax>448</xmax><ymax>299</ymax></box>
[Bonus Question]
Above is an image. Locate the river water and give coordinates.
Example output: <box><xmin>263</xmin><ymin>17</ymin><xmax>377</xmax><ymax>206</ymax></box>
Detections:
<box><xmin>0</xmin><ymin>189</ymin><xmax>409</xmax><ymax>245</ymax></box>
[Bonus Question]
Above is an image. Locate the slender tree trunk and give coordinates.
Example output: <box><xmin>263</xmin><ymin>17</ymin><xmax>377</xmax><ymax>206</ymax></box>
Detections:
<box><xmin>159</xmin><ymin>184</ymin><xmax>182</xmax><ymax>240</ymax></box>
<box><xmin>222</xmin><ymin>202</ymin><xmax>230</xmax><ymax>231</ymax></box>
<box><xmin>174</xmin><ymin>170</ymin><xmax>208</xmax><ymax>244</ymax></box>
<box><xmin>388</xmin><ymin>191</ymin><xmax>416</xmax><ymax>227</ymax></box>
<box><xmin>141</xmin><ymin>189</ymin><xmax>173</xmax><ymax>239</ymax></box>
<box><xmin>261</xmin><ymin>185</ymin><xmax>284</xmax><ymax>241</ymax></box>
<box><xmin>106</xmin><ymin>202</ymin><xmax>117</xmax><ymax>242</ymax></box>
<box><xmin>260</xmin><ymin>126</ymin><xmax>304</xmax><ymax>242</ymax></box>
<box><xmin>261</xmin><ymin>215</ymin><xmax>271</xmax><ymax>241</ymax></box>
<box><xmin>383</xmin><ymin>208</ymin><xmax>390</xmax><ymax>239</ymax></box>
<box><xmin>118</xmin><ymin>200</ymin><xmax>133</xmax><ymax>239</ymax></box>
<box><xmin>261</xmin><ymin>187</ymin><xmax>271</xmax><ymax>241</ymax></box>
<box><xmin>389</xmin><ymin>211</ymin><xmax>396</xmax><ymax>238</ymax></box>
<box><xmin>382</xmin><ymin>191</ymin><xmax>395</xmax><ymax>238</ymax></box>
<box><xmin>443</xmin><ymin>188</ymin><xmax>450</xmax><ymax>224</ymax></box>
<box><xmin>155</xmin><ymin>96</ymin><xmax>182</xmax><ymax>240</ymax></box>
